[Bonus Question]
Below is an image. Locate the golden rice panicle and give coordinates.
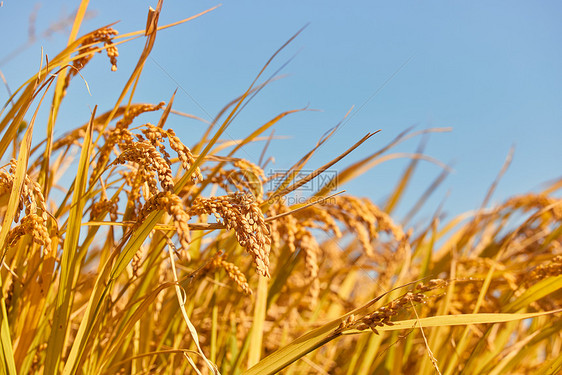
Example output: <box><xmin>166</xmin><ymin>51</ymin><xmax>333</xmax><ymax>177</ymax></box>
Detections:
<box><xmin>190</xmin><ymin>192</ymin><xmax>271</xmax><ymax>277</ymax></box>
<box><xmin>91</xmin><ymin>103</ymin><xmax>165</xmax><ymax>181</ymax></box>
<box><xmin>63</xmin><ymin>27</ymin><xmax>119</xmax><ymax>95</ymax></box>
<box><xmin>121</xmin><ymin>163</ymin><xmax>157</xmax><ymax>219</ymax></box>
<box><xmin>294</xmin><ymin>205</ymin><xmax>343</xmax><ymax>238</ymax></box>
<box><xmin>135</xmin><ymin>191</ymin><xmax>191</xmax><ymax>251</ymax></box>
<box><xmin>0</xmin><ymin>162</ymin><xmax>21</xmax><ymax>222</ymax></box>
<box><xmin>363</xmin><ymin>198</ymin><xmax>407</xmax><ymax>241</ymax></box>
<box><xmin>218</xmin><ymin>260</ymin><xmax>253</xmax><ymax>295</ymax></box>
<box><xmin>336</xmin><ymin>280</ymin><xmax>448</xmax><ymax>334</ymax></box>
<box><xmin>415</xmin><ymin>278</ymin><xmax>449</xmax><ymax>292</ymax></box>
<box><xmin>140</xmin><ymin>123</ymin><xmax>170</xmax><ymax>162</ymax></box>
<box><xmin>209</xmin><ymin>252</ymin><xmax>253</xmax><ymax>295</ymax></box>
<box><xmin>2</xmin><ymin>160</ymin><xmax>52</xmax><ymax>254</ymax></box>
<box><xmin>141</xmin><ymin>124</ymin><xmax>201</xmax><ymax>181</ymax></box>
<box><xmin>335</xmin><ymin>314</ymin><xmax>357</xmax><ymax>333</ymax></box>
<box><xmin>354</xmin><ymin>292</ymin><xmax>426</xmax><ymax>335</ymax></box>
<box><xmin>504</xmin><ymin>193</ymin><xmax>562</xmax><ymax>221</ymax></box>
<box><xmin>94</xmin><ymin>128</ymin><xmax>135</xmax><ymax>185</ymax></box>
<box><xmin>166</xmin><ymin>128</ymin><xmax>202</xmax><ymax>181</ymax></box>
<box><xmin>524</xmin><ymin>255</ymin><xmax>562</xmax><ymax>283</ymax></box>
<box><xmin>266</xmin><ymin>199</ymin><xmax>298</xmax><ymax>253</ymax></box>
<box><xmin>7</xmin><ymin>214</ymin><xmax>51</xmax><ymax>250</ymax></box>
<box><xmin>266</xmin><ymin>200</ymin><xmax>340</xmax><ymax>304</ymax></box>
<box><xmin>264</xmin><ymin>200</ymin><xmax>324</xmax><ymax>304</ymax></box>
<box><xmin>325</xmin><ymin>196</ymin><xmax>378</xmax><ymax>256</ymax></box>
<box><xmin>120</xmin><ymin>102</ymin><xmax>166</xmax><ymax>130</ymax></box>
<box><xmin>89</xmin><ymin>27</ymin><xmax>120</xmax><ymax>71</ymax></box>
<box><xmin>280</xmin><ymin>210</ymin><xmax>322</xmax><ymax>273</ymax></box>
<box><xmin>116</xmin><ymin>140</ymin><xmax>175</xmax><ymax>192</ymax></box>
<box><xmin>90</xmin><ymin>197</ymin><xmax>119</xmax><ymax>222</ymax></box>
<box><xmin>0</xmin><ymin>166</ymin><xmax>13</xmax><ymax>195</ymax></box>
<box><xmin>297</xmin><ymin>228</ymin><xmax>320</xmax><ymax>304</ymax></box>
<box><xmin>322</xmin><ymin>195</ymin><xmax>409</xmax><ymax>266</ymax></box>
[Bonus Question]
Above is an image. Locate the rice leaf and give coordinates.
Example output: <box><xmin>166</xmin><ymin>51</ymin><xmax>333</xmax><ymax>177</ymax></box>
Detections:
<box><xmin>46</xmin><ymin>107</ymin><xmax>95</xmax><ymax>375</ymax></box>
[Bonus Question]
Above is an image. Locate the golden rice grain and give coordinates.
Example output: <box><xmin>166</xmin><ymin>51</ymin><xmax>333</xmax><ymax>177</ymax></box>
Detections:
<box><xmin>141</xmin><ymin>124</ymin><xmax>201</xmax><ymax>181</ymax></box>
<box><xmin>337</xmin><ymin>280</ymin><xmax>447</xmax><ymax>334</ymax></box>
<box><xmin>266</xmin><ymin>199</ymin><xmax>298</xmax><ymax>253</ymax></box>
<box><xmin>90</xmin><ymin>197</ymin><xmax>119</xmax><ymax>222</ymax></box>
<box><xmin>135</xmin><ymin>191</ymin><xmax>191</xmax><ymax>250</ymax></box>
<box><xmin>354</xmin><ymin>291</ymin><xmax>426</xmax><ymax>335</ymax></box>
<box><xmin>62</xmin><ymin>27</ymin><xmax>119</xmax><ymax>95</ymax></box>
<box><xmin>7</xmin><ymin>213</ymin><xmax>51</xmax><ymax>252</ymax></box>
<box><xmin>524</xmin><ymin>255</ymin><xmax>562</xmax><ymax>283</ymax></box>
<box><xmin>505</xmin><ymin>193</ymin><xmax>562</xmax><ymax>220</ymax></box>
<box><xmin>1</xmin><ymin>160</ymin><xmax>51</xmax><ymax>254</ymax></box>
<box><xmin>208</xmin><ymin>252</ymin><xmax>252</xmax><ymax>295</ymax></box>
<box><xmin>321</xmin><ymin>196</ymin><xmax>407</xmax><ymax>257</ymax></box>
<box><xmin>190</xmin><ymin>192</ymin><xmax>271</xmax><ymax>277</ymax></box>
<box><xmin>297</xmin><ymin>229</ymin><xmax>320</xmax><ymax>303</ymax></box>
<box><xmin>116</xmin><ymin>140</ymin><xmax>175</xmax><ymax>192</ymax></box>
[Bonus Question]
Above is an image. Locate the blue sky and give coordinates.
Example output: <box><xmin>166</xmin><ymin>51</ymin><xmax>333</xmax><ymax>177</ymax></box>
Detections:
<box><xmin>1</xmin><ymin>1</ymin><xmax>561</xmax><ymax>227</ymax></box>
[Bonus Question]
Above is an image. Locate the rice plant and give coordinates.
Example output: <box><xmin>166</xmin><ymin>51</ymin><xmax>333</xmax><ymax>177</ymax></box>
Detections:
<box><xmin>0</xmin><ymin>2</ymin><xmax>560</xmax><ymax>374</ymax></box>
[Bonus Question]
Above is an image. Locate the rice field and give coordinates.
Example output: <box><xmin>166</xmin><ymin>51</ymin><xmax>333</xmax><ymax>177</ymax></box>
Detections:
<box><xmin>0</xmin><ymin>2</ymin><xmax>561</xmax><ymax>374</ymax></box>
